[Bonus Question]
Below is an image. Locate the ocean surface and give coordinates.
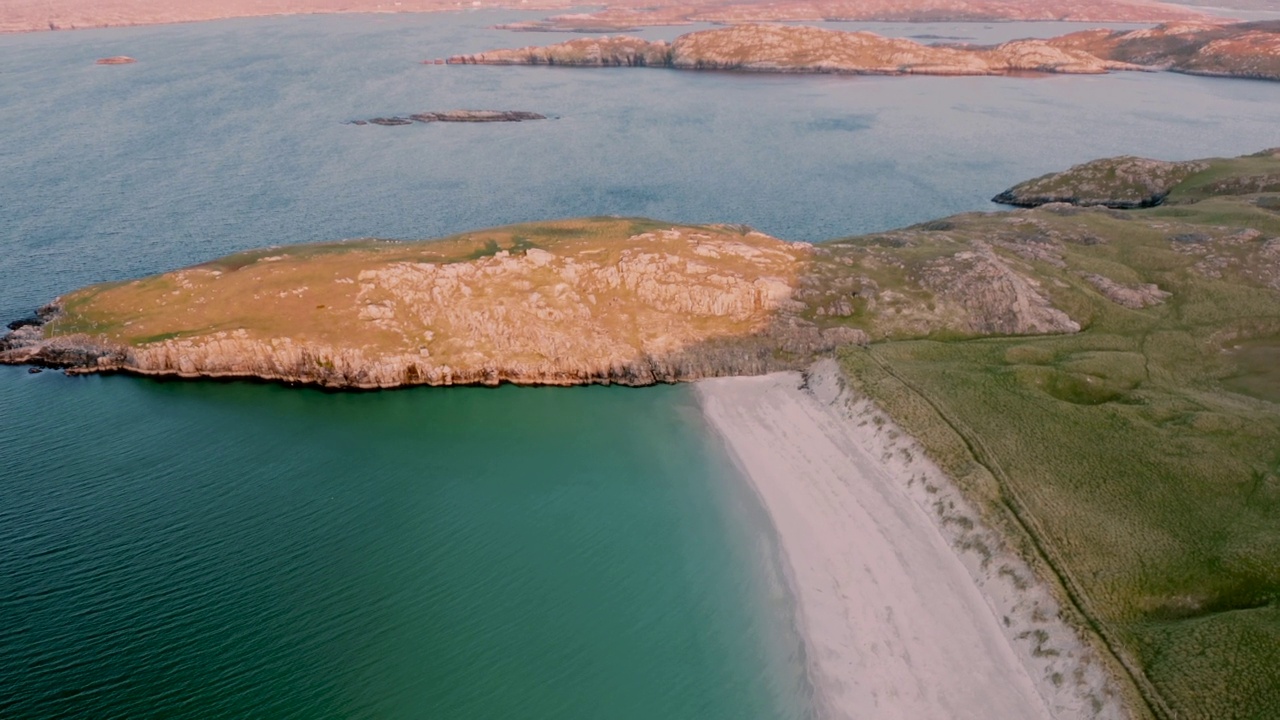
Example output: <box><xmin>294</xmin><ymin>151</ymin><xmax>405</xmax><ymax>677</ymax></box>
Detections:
<box><xmin>2</xmin><ymin>11</ymin><xmax>1279</xmax><ymax>719</ymax></box>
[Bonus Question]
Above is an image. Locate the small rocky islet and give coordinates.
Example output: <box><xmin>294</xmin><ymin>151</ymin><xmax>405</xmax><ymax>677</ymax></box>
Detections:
<box><xmin>346</xmin><ymin>110</ymin><xmax>546</xmax><ymax>127</ymax></box>
<box><xmin>4</xmin><ymin>149</ymin><xmax>1279</xmax><ymax>389</ymax></box>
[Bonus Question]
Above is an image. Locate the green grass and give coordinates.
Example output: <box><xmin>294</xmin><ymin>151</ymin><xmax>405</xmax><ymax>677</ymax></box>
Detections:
<box><xmin>831</xmin><ymin>158</ymin><xmax>1280</xmax><ymax>718</ymax></box>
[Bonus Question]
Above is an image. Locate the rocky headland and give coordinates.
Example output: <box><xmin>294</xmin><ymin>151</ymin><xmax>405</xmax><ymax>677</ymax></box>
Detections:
<box><xmin>450</xmin><ymin>21</ymin><xmax>1280</xmax><ymax>81</ymax></box>
<box><xmin>447</xmin><ymin>24</ymin><xmax>1141</xmax><ymax>76</ymax></box>
<box><xmin>992</xmin><ymin>156</ymin><xmax>1211</xmax><ymax>208</ymax></box>
<box><xmin>347</xmin><ymin>110</ymin><xmax>546</xmax><ymax>126</ymax></box>
<box><xmin>6</xmin><ymin>149</ymin><xmax>1280</xmax><ymax>389</ymax></box>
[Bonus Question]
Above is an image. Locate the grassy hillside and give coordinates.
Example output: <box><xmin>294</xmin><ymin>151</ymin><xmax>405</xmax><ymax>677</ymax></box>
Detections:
<box><xmin>839</xmin><ymin>151</ymin><xmax>1280</xmax><ymax>719</ymax></box>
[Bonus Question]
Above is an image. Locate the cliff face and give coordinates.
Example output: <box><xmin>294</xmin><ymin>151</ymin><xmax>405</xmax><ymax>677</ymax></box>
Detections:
<box><xmin>1</xmin><ymin>213</ymin><xmax>1104</xmax><ymax>388</ymax></box>
<box><xmin>0</xmin><ymin>221</ymin><xmax>861</xmax><ymax>388</ymax></box>
<box><xmin>449</xmin><ymin>25</ymin><xmax>1135</xmax><ymax>76</ymax></box>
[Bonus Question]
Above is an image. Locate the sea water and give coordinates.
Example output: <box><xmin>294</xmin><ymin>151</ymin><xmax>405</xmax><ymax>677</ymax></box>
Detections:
<box><xmin>1</xmin><ymin>11</ymin><xmax>1279</xmax><ymax>718</ymax></box>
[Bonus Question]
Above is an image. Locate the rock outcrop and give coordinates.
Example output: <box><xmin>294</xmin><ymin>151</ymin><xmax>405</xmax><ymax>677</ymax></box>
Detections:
<box><xmin>11</xmin><ymin>150</ymin><xmax>1278</xmax><ymax>389</ymax></box>
<box><xmin>449</xmin><ymin>25</ymin><xmax>1137</xmax><ymax>77</ymax></box>
<box><xmin>0</xmin><ymin>213</ymin><xmax>1107</xmax><ymax>388</ymax></box>
<box><xmin>348</xmin><ymin>110</ymin><xmax>546</xmax><ymax>126</ymax></box>
<box><xmin>992</xmin><ymin>156</ymin><xmax>1208</xmax><ymax>208</ymax></box>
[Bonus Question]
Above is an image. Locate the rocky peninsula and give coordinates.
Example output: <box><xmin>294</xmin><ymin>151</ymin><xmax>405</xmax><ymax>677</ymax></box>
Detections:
<box><xmin>450</xmin><ymin>21</ymin><xmax>1280</xmax><ymax>81</ymax></box>
<box><xmin>7</xmin><ymin>149</ymin><xmax>1280</xmax><ymax>390</ymax></box>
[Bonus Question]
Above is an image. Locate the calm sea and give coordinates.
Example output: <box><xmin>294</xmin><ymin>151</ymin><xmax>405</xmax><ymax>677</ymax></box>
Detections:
<box><xmin>1</xmin><ymin>11</ymin><xmax>1278</xmax><ymax>718</ymax></box>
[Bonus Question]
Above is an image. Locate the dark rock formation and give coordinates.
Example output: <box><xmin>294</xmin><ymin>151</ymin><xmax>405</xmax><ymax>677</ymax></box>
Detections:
<box><xmin>348</xmin><ymin>111</ymin><xmax>547</xmax><ymax>126</ymax></box>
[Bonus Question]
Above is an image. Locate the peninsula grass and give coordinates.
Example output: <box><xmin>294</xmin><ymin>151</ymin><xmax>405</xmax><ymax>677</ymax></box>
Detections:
<box><xmin>838</xmin><ymin>192</ymin><xmax>1280</xmax><ymax>719</ymax></box>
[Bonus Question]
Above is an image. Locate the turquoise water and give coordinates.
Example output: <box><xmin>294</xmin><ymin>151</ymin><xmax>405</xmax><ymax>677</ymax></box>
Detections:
<box><xmin>0</xmin><ymin>374</ymin><xmax>807</xmax><ymax>718</ymax></box>
<box><xmin>2</xmin><ymin>10</ymin><xmax>1280</xmax><ymax>719</ymax></box>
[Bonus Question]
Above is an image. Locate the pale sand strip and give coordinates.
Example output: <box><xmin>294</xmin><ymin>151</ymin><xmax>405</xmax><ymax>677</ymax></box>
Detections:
<box><xmin>696</xmin><ymin>360</ymin><xmax>1129</xmax><ymax>720</ymax></box>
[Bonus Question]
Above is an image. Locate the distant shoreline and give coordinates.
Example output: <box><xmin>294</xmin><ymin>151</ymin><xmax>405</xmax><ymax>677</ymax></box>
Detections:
<box><xmin>0</xmin><ymin>0</ymin><xmax>1211</xmax><ymax>36</ymax></box>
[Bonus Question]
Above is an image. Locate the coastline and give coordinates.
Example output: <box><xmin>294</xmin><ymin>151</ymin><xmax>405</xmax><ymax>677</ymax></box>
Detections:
<box><xmin>695</xmin><ymin>360</ymin><xmax>1131</xmax><ymax>720</ymax></box>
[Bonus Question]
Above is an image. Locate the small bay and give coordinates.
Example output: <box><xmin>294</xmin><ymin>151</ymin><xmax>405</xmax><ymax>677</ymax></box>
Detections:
<box><xmin>2</xmin><ymin>10</ymin><xmax>1279</xmax><ymax>718</ymax></box>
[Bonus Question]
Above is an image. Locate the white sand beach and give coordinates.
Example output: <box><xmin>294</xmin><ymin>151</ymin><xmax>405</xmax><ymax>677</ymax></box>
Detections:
<box><xmin>696</xmin><ymin>360</ymin><xmax>1129</xmax><ymax>720</ymax></box>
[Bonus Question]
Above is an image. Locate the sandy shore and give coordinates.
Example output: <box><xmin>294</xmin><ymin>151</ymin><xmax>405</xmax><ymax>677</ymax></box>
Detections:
<box><xmin>696</xmin><ymin>360</ymin><xmax>1130</xmax><ymax>720</ymax></box>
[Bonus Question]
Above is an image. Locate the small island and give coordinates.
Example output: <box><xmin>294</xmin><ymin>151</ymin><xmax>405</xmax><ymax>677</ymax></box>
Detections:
<box><xmin>95</xmin><ymin>56</ymin><xmax>136</xmax><ymax>65</ymax></box>
<box><xmin>347</xmin><ymin>110</ymin><xmax>547</xmax><ymax>126</ymax></box>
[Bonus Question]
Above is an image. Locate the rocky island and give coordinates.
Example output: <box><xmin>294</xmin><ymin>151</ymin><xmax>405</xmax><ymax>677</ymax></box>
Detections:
<box><xmin>451</xmin><ymin>21</ymin><xmax>1280</xmax><ymax>81</ymax></box>
<box><xmin>448</xmin><ymin>24</ymin><xmax>1141</xmax><ymax>76</ymax></box>
<box><xmin>95</xmin><ymin>55</ymin><xmax>136</xmax><ymax>65</ymax></box>
<box><xmin>347</xmin><ymin>110</ymin><xmax>546</xmax><ymax>126</ymax></box>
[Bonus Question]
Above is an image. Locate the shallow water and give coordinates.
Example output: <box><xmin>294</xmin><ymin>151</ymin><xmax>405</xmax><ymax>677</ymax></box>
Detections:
<box><xmin>1225</xmin><ymin>339</ymin><xmax>1280</xmax><ymax>403</ymax></box>
<box><xmin>2</xmin><ymin>10</ymin><xmax>1280</xmax><ymax>719</ymax></box>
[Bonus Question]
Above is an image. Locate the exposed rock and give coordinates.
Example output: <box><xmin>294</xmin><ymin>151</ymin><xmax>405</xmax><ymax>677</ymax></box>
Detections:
<box><xmin>351</xmin><ymin>110</ymin><xmax>547</xmax><ymax>125</ymax></box>
<box><xmin>449</xmin><ymin>36</ymin><xmax>672</xmax><ymax>67</ymax></box>
<box><xmin>409</xmin><ymin>110</ymin><xmax>546</xmax><ymax>122</ymax></box>
<box><xmin>1081</xmin><ymin>273</ymin><xmax>1172</xmax><ymax>309</ymax></box>
<box><xmin>992</xmin><ymin>156</ymin><xmax>1207</xmax><ymax>208</ymax></box>
<box><xmin>918</xmin><ymin>243</ymin><xmax>1081</xmax><ymax>335</ymax></box>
